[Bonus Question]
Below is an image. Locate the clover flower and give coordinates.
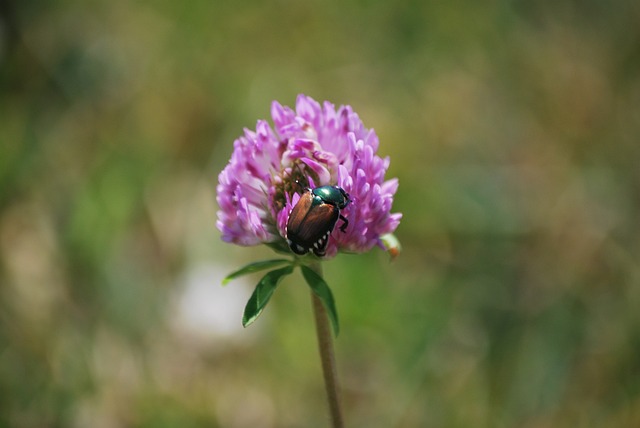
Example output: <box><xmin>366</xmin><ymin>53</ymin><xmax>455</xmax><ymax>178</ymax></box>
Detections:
<box><xmin>216</xmin><ymin>94</ymin><xmax>401</xmax><ymax>259</ymax></box>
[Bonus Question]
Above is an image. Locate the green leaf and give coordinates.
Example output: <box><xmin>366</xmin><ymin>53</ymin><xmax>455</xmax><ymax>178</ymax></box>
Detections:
<box><xmin>300</xmin><ymin>265</ymin><xmax>340</xmax><ymax>336</ymax></box>
<box><xmin>222</xmin><ymin>259</ymin><xmax>291</xmax><ymax>285</ymax></box>
<box><xmin>242</xmin><ymin>266</ymin><xmax>294</xmax><ymax>328</ymax></box>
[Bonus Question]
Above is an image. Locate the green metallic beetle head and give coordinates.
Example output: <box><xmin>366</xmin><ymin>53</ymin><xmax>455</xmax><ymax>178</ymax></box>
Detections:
<box><xmin>311</xmin><ymin>186</ymin><xmax>350</xmax><ymax>209</ymax></box>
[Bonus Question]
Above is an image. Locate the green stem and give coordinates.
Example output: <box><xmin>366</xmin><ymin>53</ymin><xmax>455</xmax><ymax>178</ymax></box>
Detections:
<box><xmin>309</xmin><ymin>261</ymin><xmax>344</xmax><ymax>428</ymax></box>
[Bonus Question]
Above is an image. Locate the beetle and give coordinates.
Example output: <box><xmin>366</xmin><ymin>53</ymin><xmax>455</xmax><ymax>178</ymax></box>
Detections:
<box><xmin>286</xmin><ymin>185</ymin><xmax>351</xmax><ymax>257</ymax></box>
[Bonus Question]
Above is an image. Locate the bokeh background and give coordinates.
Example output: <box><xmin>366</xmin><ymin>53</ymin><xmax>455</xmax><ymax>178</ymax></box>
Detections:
<box><xmin>1</xmin><ymin>1</ymin><xmax>639</xmax><ymax>427</ymax></box>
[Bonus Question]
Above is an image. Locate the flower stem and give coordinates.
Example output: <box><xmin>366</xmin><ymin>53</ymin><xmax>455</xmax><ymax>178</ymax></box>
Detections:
<box><xmin>309</xmin><ymin>262</ymin><xmax>344</xmax><ymax>428</ymax></box>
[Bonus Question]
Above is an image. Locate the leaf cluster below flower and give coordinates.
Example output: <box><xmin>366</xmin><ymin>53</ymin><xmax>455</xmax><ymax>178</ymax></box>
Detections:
<box><xmin>223</xmin><ymin>259</ymin><xmax>340</xmax><ymax>336</ymax></box>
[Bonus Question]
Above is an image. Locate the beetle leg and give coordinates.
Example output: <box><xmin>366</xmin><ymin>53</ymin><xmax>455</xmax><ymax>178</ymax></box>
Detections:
<box><xmin>338</xmin><ymin>214</ymin><xmax>348</xmax><ymax>233</ymax></box>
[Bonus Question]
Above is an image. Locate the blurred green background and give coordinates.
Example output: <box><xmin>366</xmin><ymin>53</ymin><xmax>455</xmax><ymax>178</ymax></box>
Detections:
<box><xmin>1</xmin><ymin>0</ymin><xmax>639</xmax><ymax>427</ymax></box>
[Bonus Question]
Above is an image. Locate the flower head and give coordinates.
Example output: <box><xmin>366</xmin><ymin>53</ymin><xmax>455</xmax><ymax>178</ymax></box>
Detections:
<box><xmin>217</xmin><ymin>94</ymin><xmax>401</xmax><ymax>259</ymax></box>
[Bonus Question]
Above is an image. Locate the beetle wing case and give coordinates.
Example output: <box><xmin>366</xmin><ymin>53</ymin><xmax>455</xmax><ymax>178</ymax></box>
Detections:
<box><xmin>286</xmin><ymin>190</ymin><xmax>314</xmax><ymax>235</ymax></box>
<box><xmin>286</xmin><ymin>190</ymin><xmax>340</xmax><ymax>256</ymax></box>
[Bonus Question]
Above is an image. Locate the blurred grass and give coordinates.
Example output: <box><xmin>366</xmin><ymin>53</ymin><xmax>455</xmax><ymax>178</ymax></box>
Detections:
<box><xmin>1</xmin><ymin>0</ymin><xmax>640</xmax><ymax>427</ymax></box>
